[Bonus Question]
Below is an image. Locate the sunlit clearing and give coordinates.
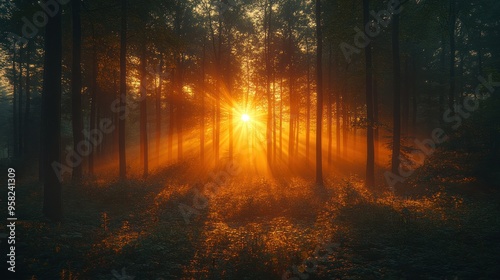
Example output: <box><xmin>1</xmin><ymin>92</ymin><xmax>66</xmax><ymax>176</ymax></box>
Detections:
<box><xmin>241</xmin><ymin>113</ymin><xmax>250</xmax><ymax>122</ymax></box>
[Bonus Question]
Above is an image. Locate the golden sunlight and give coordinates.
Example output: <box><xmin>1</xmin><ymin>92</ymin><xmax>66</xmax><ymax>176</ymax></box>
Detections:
<box><xmin>241</xmin><ymin>113</ymin><xmax>250</xmax><ymax>122</ymax></box>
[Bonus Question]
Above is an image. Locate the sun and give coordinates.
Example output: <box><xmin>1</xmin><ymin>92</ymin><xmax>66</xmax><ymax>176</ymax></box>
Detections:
<box><xmin>241</xmin><ymin>113</ymin><xmax>250</xmax><ymax>122</ymax></box>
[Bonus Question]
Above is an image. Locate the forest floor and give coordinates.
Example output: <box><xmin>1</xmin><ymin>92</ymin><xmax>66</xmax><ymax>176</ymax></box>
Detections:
<box><xmin>6</xmin><ymin>147</ymin><xmax>500</xmax><ymax>280</ymax></box>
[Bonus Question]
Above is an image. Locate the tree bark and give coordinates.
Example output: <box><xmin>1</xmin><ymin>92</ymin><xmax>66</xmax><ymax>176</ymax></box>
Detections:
<box><xmin>42</xmin><ymin>4</ymin><xmax>63</xmax><ymax>221</ymax></box>
<box><xmin>327</xmin><ymin>43</ymin><xmax>333</xmax><ymax>166</ymax></box>
<box><xmin>140</xmin><ymin>44</ymin><xmax>148</xmax><ymax>178</ymax></box>
<box><xmin>364</xmin><ymin>0</ymin><xmax>375</xmax><ymax>189</ymax></box>
<box><xmin>448</xmin><ymin>0</ymin><xmax>456</xmax><ymax>110</ymax></box>
<box><xmin>12</xmin><ymin>52</ymin><xmax>18</xmax><ymax>158</ymax></box>
<box><xmin>391</xmin><ymin>12</ymin><xmax>401</xmax><ymax>180</ymax></box>
<box><xmin>200</xmin><ymin>43</ymin><xmax>206</xmax><ymax>163</ymax></box>
<box><xmin>24</xmin><ymin>42</ymin><xmax>31</xmax><ymax>156</ymax></box>
<box><xmin>89</xmin><ymin>29</ymin><xmax>97</xmax><ymax>176</ymax></box>
<box><xmin>315</xmin><ymin>0</ymin><xmax>324</xmax><ymax>187</ymax></box>
<box><xmin>306</xmin><ymin>36</ymin><xmax>311</xmax><ymax>163</ymax></box>
<box><xmin>336</xmin><ymin>73</ymin><xmax>341</xmax><ymax>159</ymax></box>
<box><xmin>373</xmin><ymin>78</ymin><xmax>379</xmax><ymax>163</ymax></box>
<box><xmin>119</xmin><ymin>0</ymin><xmax>127</xmax><ymax>179</ymax></box>
<box><xmin>156</xmin><ymin>58</ymin><xmax>163</xmax><ymax>167</ymax></box>
<box><xmin>18</xmin><ymin>48</ymin><xmax>23</xmax><ymax>155</ymax></box>
<box><xmin>265</xmin><ymin>0</ymin><xmax>273</xmax><ymax>166</ymax></box>
<box><xmin>71</xmin><ymin>0</ymin><xmax>83</xmax><ymax>181</ymax></box>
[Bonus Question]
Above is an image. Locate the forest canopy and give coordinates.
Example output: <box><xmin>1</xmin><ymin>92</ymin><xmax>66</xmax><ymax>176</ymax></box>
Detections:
<box><xmin>0</xmin><ymin>0</ymin><xmax>499</xmax><ymax>279</ymax></box>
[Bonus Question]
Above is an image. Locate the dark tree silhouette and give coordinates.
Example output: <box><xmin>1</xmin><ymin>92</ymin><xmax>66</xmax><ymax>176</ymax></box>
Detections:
<box><xmin>42</xmin><ymin>3</ymin><xmax>63</xmax><ymax>221</ymax></box>
<box><xmin>315</xmin><ymin>0</ymin><xmax>323</xmax><ymax>187</ymax></box>
<box><xmin>71</xmin><ymin>0</ymin><xmax>83</xmax><ymax>181</ymax></box>
<box><xmin>391</xmin><ymin>7</ymin><xmax>402</xmax><ymax>180</ymax></box>
<box><xmin>449</xmin><ymin>0</ymin><xmax>456</xmax><ymax>110</ymax></box>
<box><xmin>140</xmin><ymin>43</ymin><xmax>148</xmax><ymax>178</ymax></box>
<box><xmin>119</xmin><ymin>0</ymin><xmax>127</xmax><ymax>180</ymax></box>
<box><xmin>363</xmin><ymin>0</ymin><xmax>375</xmax><ymax>189</ymax></box>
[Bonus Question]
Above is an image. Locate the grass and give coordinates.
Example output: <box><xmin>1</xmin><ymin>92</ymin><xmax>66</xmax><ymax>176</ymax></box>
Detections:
<box><xmin>7</xmin><ymin>149</ymin><xmax>500</xmax><ymax>280</ymax></box>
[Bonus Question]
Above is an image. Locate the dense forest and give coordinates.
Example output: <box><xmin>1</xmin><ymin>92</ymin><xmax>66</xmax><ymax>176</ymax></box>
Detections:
<box><xmin>0</xmin><ymin>0</ymin><xmax>499</xmax><ymax>279</ymax></box>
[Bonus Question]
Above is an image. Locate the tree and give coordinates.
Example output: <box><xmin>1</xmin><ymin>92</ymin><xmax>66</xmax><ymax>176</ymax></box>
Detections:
<box><xmin>448</xmin><ymin>0</ymin><xmax>456</xmax><ymax>110</ymax></box>
<box><xmin>119</xmin><ymin>0</ymin><xmax>127</xmax><ymax>180</ymax></box>
<box><xmin>305</xmin><ymin>35</ymin><xmax>311</xmax><ymax>162</ymax></box>
<box><xmin>265</xmin><ymin>0</ymin><xmax>274</xmax><ymax>166</ymax></box>
<box><xmin>42</xmin><ymin>2</ymin><xmax>63</xmax><ymax>221</ymax></box>
<box><xmin>17</xmin><ymin>47</ymin><xmax>23</xmax><ymax>155</ymax></box>
<box><xmin>140</xmin><ymin>43</ymin><xmax>148</xmax><ymax>178</ymax></box>
<box><xmin>315</xmin><ymin>0</ymin><xmax>323</xmax><ymax>187</ymax></box>
<box><xmin>71</xmin><ymin>0</ymin><xmax>83</xmax><ymax>181</ymax></box>
<box><xmin>363</xmin><ymin>0</ymin><xmax>375</xmax><ymax>189</ymax></box>
<box><xmin>391</xmin><ymin>3</ymin><xmax>402</xmax><ymax>184</ymax></box>
<box><xmin>88</xmin><ymin>25</ymin><xmax>98</xmax><ymax>176</ymax></box>
<box><xmin>12</xmin><ymin>51</ymin><xmax>17</xmax><ymax>158</ymax></box>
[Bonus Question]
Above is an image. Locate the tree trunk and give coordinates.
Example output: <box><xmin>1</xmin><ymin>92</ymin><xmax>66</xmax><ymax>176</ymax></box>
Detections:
<box><xmin>342</xmin><ymin>95</ymin><xmax>348</xmax><ymax>158</ymax></box>
<box><xmin>273</xmin><ymin>70</ymin><xmax>277</xmax><ymax>163</ymax></box>
<box><xmin>327</xmin><ymin>43</ymin><xmax>333</xmax><ymax>166</ymax></box>
<box><xmin>391</xmin><ymin>12</ymin><xmax>401</xmax><ymax>180</ymax></box>
<box><xmin>119</xmin><ymin>0</ymin><xmax>127</xmax><ymax>179</ymax></box>
<box><xmin>336</xmin><ymin>73</ymin><xmax>341</xmax><ymax>159</ymax></box>
<box><xmin>71</xmin><ymin>0</ymin><xmax>83</xmax><ymax>181</ymax></box>
<box><xmin>89</xmin><ymin>31</ymin><xmax>97</xmax><ymax>176</ymax></box>
<box><xmin>200</xmin><ymin>43</ymin><xmax>206</xmax><ymax>163</ymax></box>
<box><xmin>288</xmin><ymin>72</ymin><xmax>294</xmax><ymax>166</ymax></box>
<box><xmin>156</xmin><ymin>58</ymin><xmax>163</xmax><ymax>167</ymax></box>
<box><xmin>449</xmin><ymin>0</ymin><xmax>456</xmax><ymax>110</ymax></box>
<box><xmin>280</xmin><ymin>75</ymin><xmax>283</xmax><ymax>160</ymax></box>
<box><xmin>373</xmin><ymin>78</ymin><xmax>379</xmax><ymax>163</ymax></box>
<box><xmin>288</xmin><ymin>30</ymin><xmax>295</xmax><ymax>167</ymax></box>
<box><xmin>439</xmin><ymin>34</ymin><xmax>446</xmax><ymax>121</ymax></box>
<box><xmin>18</xmin><ymin>48</ymin><xmax>23</xmax><ymax>156</ymax></box>
<box><xmin>24</xmin><ymin>42</ymin><xmax>31</xmax><ymax>156</ymax></box>
<box><xmin>228</xmin><ymin>41</ymin><xmax>234</xmax><ymax>161</ymax></box>
<box><xmin>315</xmin><ymin>0</ymin><xmax>323</xmax><ymax>187</ymax></box>
<box><xmin>42</xmin><ymin>5</ymin><xmax>63</xmax><ymax>221</ymax></box>
<box><xmin>402</xmin><ymin>57</ymin><xmax>410</xmax><ymax>137</ymax></box>
<box><xmin>265</xmin><ymin>0</ymin><xmax>273</xmax><ymax>166</ymax></box>
<box><xmin>168</xmin><ymin>71</ymin><xmax>174</xmax><ymax>162</ymax></box>
<box><xmin>411</xmin><ymin>58</ymin><xmax>418</xmax><ymax>134</ymax></box>
<box><xmin>363</xmin><ymin>0</ymin><xmax>375</xmax><ymax>189</ymax></box>
<box><xmin>305</xmin><ymin>36</ymin><xmax>311</xmax><ymax>162</ymax></box>
<box><xmin>12</xmin><ymin>52</ymin><xmax>18</xmax><ymax>158</ymax></box>
<box><xmin>140</xmin><ymin>44</ymin><xmax>148</xmax><ymax>178</ymax></box>
<box><xmin>177</xmin><ymin>55</ymin><xmax>184</xmax><ymax>161</ymax></box>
